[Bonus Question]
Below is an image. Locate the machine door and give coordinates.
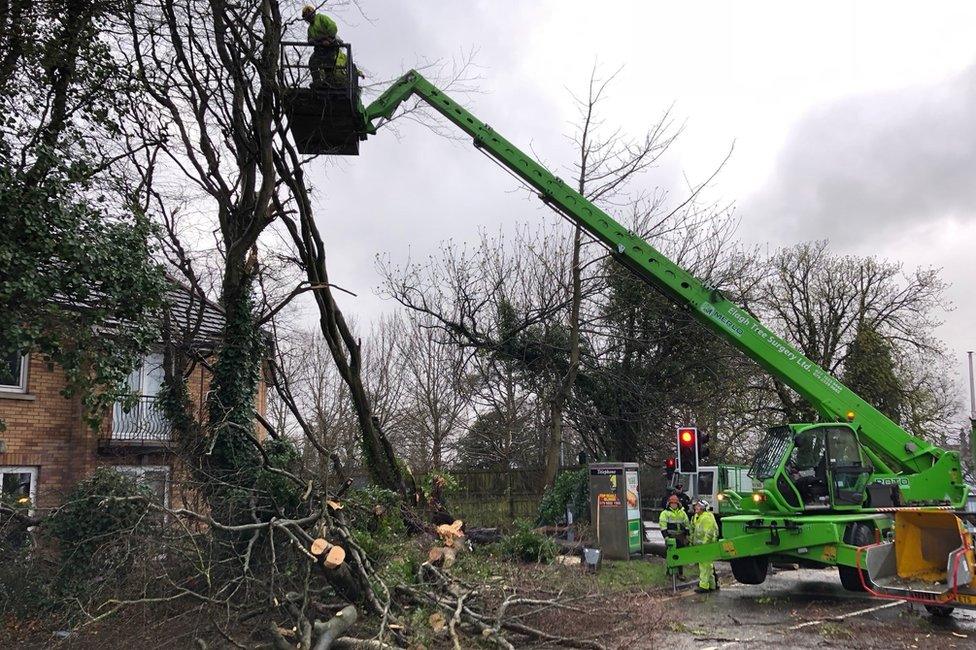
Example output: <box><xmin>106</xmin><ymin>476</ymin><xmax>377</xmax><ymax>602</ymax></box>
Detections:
<box><xmin>785</xmin><ymin>428</ymin><xmax>830</xmax><ymax>509</ymax></box>
<box><xmin>825</xmin><ymin>426</ymin><xmax>871</xmax><ymax>507</ymax></box>
<box><xmin>696</xmin><ymin>469</ymin><xmax>716</xmax><ymax>509</ymax></box>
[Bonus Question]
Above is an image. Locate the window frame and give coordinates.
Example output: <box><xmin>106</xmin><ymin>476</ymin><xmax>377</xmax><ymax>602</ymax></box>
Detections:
<box><xmin>0</xmin><ymin>353</ymin><xmax>28</xmax><ymax>393</ymax></box>
<box><xmin>0</xmin><ymin>466</ymin><xmax>39</xmax><ymax>513</ymax></box>
<box><xmin>113</xmin><ymin>464</ymin><xmax>171</xmax><ymax>509</ymax></box>
<box><xmin>124</xmin><ymin>352</ymin><xmax>165</xmax><ymax>397</ymax></box>
<box><xmin>111</xmin><ymin>353</ymin><xmax>169</xmax><ymax>440</ymax></box>
<box><xmin>697</xmin><ymin>469</ymin><xmax>715</xmax><ymax>498</ymax></box>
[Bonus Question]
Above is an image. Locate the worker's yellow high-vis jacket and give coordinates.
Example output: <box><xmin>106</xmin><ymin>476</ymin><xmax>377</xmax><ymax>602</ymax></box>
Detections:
<box><xmin>307</xmin><ymin>13</ymin><xmax>338</xmax><ymax>42</ymax></box>
<box><xmin>659</xmin><ymin>506</ymin><xmax>689</xmax><ymax>530</ymax></box>
<box><xmin>691</xmin><ymin>510</ymin><xmax>718</xmax><ymax>545</ymax></box>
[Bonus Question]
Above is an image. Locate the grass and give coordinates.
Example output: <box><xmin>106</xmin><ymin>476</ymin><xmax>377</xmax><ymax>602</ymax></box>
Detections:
<box><xmin>596</xmin><ymin>559</ymin><xmax>671</xmax><ymax>591</ymax></box>
<box><xmin>456</xmin><ymin>544</ymin><xmax>675</xmax><ymax>597</ymax></box>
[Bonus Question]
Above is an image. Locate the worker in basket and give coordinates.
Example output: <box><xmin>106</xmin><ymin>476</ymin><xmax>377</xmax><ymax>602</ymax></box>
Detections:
<box><xmin>302</xmin><ymin>4</ymin><xmax>362</xmax><ymax>89</ymax></box>
<box><xmin>690</xmin><ymin>499</ymin><xmax>719</xmax><ymax>593</ymax></box>
<box><xmin>659</xmin><ymin>494</ymin><xmax>690</xmax><ymax>580</ymax></box>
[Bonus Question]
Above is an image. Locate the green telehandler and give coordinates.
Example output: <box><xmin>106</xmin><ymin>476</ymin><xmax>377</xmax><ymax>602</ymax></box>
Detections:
<box><xmin>282</xmin><ymin>51</ymin><xmax>976</xmax><ymax>615</ymax></box>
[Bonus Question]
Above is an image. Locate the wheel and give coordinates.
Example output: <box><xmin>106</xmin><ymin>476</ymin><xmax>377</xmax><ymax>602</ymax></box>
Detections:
<box><xmin>838</xmin><ymin>523</ymin><xmax>873</xmax><ymax>592</ymax></box>
<box><xmin>730</xmin><ymin>555</ymin><xmax>769</xmax><ymax>584</ymax></box>
<box><xmin>925</xmin><ymin>604</ymin><xmax>955</xmax><ymax>617</ymax></box>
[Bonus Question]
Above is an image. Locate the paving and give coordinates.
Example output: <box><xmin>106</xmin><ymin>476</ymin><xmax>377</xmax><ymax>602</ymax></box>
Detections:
<box><xmin>653</xmin><ymin>566</ymin><xmax>976</xmax><ymax>649</ymax></box>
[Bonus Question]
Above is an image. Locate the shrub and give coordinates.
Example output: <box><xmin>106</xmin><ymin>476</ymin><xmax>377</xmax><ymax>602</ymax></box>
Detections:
<box><xmin>420</xmin><ymin>470</ymin><xmax>459</xmax><ymax>504</ymax></box>
<box><xmin>0</xmin><ymin>544</ymin><xmax>54</xmax><ymax>619</ymax></box>
<box><xmin>499</xmin><ymin>519</ymin><xmax>557</xmax><ymax>563</ymax></box>
<box><xmin>537</xmin><ymin>468</ymin><xmax>589</xmax><ymax>526</ymax></box>
<box><xmin>254</xmin><ymin>437</ymin><xmax>304</xmax><ymax>514</ymax></box>
<box><xmin>344</xmin><ymin>486</ymin><xmax>405</xmax><ymax>562</ymax></box>
<box><xmin>47</xmin><ymin>468</ymin><xmax>154</xmax><ymax>579</ymax></box>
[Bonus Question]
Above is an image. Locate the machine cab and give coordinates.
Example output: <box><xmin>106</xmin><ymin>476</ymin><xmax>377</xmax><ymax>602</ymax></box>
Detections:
<box><xmin>750</xmin><ymin>424</ymin><xmax>873</xmax><ymax>512</ymax></box>
<box><xmin>280</xmin><ymin>41</ymin><xmax>369</xmax><ymax>155</ymax></box>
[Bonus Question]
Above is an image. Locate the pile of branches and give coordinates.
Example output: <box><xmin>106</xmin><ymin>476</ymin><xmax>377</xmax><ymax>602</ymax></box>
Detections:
<box><xmin>1</xmin><ymin>469</ymin><xmax>609</xmax><ymax>650</ymax></box>
<box><xmin>265</xmin><ymin>494</ymin><xmax>604</xmax><ymax>650</ymax></box>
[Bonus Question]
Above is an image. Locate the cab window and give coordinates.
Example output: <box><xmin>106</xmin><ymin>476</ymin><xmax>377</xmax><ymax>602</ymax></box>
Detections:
<box><xmin>825</xmin><ymin>427</ymin><xmax>870</xmax><ymax>505</ymax></box>
<box><xmin>697</xmin><ymin>471</ymin><xmax>714</xmax><ymax>497</ymax></box>
<box><xmin>786</xmin><ymin>429</ymin><xmax>829</xmax><ymax>506</ymax></box>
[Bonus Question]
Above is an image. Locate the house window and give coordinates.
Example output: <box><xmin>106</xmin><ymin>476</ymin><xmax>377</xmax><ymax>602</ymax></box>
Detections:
<box><xmin>0</xmin><ymin>466</ymin><xmax>38</xmax><ymax>511</ymax></box>
<box><xmin>112</xmin><ymin>353</ymin><xmax>169</xmax><ymax>441</ymax></box>
<box><xmin>0</xmin><ymin>351</ymin><xmax>28</xmax><ymax>393</ymax></box>
<box><xmin>114</xmin><ymin>465</ymin><xmax>170</xmax><ymax>509</ymax></box>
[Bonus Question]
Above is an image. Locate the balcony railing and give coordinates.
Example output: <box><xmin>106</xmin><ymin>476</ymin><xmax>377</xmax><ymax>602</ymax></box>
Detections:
<box><xmin>109</xmin><ymin>395</ymin><xmax>171</xmax><ymax>444</ymax></box>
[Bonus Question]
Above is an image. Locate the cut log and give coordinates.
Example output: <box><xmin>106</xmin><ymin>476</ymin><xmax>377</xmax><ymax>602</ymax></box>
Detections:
<box><xmin>311</xmin><ymin>538</ymin><xmax>346</xmax><ymax>569</ymax></box>
<box><xmin>436</xmin><ymin>520</ymin><xmax>466</xmax><ymax>548</ymax></box>
<box><xmin>466</xmin><ymin>527</ymin><xmax>501</xmax><ymax>545</ymax></box>
<box><xmin>323</xmin><ymin>545</ymin><xmax>346</xmax><ymax>570</ymax></box>
<box><xmin>441</xmin><ymin>548</ymin><xmax>457</xmax><ymax>569</ymax></box>
<box><xmin>317</xmin><ymin>560</ymin><xmax>362</xmax><ymax>604</ymax></box>
<box><xmin>311</xmin><ymin>538</ymin><xmax>331</xmax><ymax>557</ymax></box>
<box><xmin>331</xmin><ymin>639</ymin><xmax>397</xmax><ymax>650</ymax></box>
<box><xmin>312</xmin><ymin>604</ymin><xmax>358</xmax><ymax>650</ymax></box>
<box><xmin>427</xmin><ymin>546</ymin><xmax>457</xmax><ymax>569</ymax></box>
<box><xmin>327</xmin><ymin>500</ymin><xmax>343</xmax><ymax>512</ymax></box>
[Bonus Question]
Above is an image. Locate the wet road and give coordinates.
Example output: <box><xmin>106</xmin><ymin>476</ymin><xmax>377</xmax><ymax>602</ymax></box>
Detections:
<box><xmin>654</xmin><ymin>566</ymin><xmax>976</xmax><ymax>649</ymax></box>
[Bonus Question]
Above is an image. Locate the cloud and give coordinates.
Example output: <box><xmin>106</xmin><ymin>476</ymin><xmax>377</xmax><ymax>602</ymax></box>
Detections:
<box><xmin>746</xmin><ymin>64</ymin><xmax>976</xmax><ymax>242</ymax></box>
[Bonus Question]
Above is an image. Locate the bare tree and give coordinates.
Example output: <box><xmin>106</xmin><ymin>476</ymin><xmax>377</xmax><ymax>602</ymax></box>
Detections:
<box><xmin>397</xmin><ymin>312</ymin><xmax>471</xmax><ymax>470</ymax></box>
<box><xmin>751</xmin><ymin>240</ymin><xmax>951</xmax><ymax>424</ymax></box>
<box><xmin>536</xmin><ymin>66</ymin><xmax>680</xmax><ymax>488</ymax></box>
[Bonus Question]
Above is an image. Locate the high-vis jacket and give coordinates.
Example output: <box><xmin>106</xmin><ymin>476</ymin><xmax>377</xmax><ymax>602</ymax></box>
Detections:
<box><xmin>659</xmin><ymin>505</ymin><xmax>689</xmax><ymax>531</ymax></box>
<box><xmin>307</xmin><ymin>13</ymin><xmax>338</xmax><ymax>43</ymax></box>
<box><xmin>691</xmin><ymin>510</ymin><xmax>718</xmax><ymax>545</ymax></box>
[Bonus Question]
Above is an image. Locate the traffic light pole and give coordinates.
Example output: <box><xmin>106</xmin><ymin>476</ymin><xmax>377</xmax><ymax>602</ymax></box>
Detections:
<box><xmin>968</xmin><ymin>351</ymin><xmax>975</xmax><ymax>477</ymax></box>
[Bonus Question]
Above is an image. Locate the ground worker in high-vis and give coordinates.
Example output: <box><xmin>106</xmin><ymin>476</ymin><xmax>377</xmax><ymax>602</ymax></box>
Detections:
<box><xmin>691</xmin><ymin>499</ymin><xmax>719</xmax><ymax>593</ymax></box>
<box><xmin>659</xmin><ymin>494</ymin><xmax>690</xmax><ymax>580</ymax></box>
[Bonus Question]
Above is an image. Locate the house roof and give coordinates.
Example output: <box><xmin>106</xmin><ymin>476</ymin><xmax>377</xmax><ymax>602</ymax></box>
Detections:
<box><xmin>163</xmin><ymin>281</ymin><xmax>227</xmax><ymax>345</ymax></box>
<box><xmin>162</xmin><ymin>279</ymin><xmax>274</xmax><ymax>352</ymax></box>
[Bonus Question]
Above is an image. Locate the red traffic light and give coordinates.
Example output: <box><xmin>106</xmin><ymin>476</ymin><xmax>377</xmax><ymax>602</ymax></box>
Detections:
<box><xmin>665</xmin><ymin>457</ymin><xmax>676</xmax><ymax>469</ymax></box>
<box><xmin>676</xmin><ymin>426</ymin><xmax>699</xmax><ymax>472</ymax></box>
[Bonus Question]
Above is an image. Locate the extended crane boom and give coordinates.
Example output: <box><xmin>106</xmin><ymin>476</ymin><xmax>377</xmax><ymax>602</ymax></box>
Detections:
<box><xmin>364</xmin><ymin>70</ymin><xmax>951</xmax><ymax>481</ymax></box>
<box><xmin>287</xmin><ymin>61</ymin><xmax>973</xmax><ymax>609</ymax></box>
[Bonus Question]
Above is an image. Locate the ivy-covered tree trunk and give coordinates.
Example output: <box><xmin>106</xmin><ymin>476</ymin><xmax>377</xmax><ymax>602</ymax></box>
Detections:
<box><xmin>204</xmin><ymin>251</ymin><xmax>264</xmax><ymax>495</ymax></box>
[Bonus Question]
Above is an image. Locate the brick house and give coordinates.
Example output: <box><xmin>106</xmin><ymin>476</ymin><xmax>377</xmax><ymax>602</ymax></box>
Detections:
<box><xmin>0</xmin><ymin>286</ymin><xmax>267</xmax><ymax>510</ymax></box>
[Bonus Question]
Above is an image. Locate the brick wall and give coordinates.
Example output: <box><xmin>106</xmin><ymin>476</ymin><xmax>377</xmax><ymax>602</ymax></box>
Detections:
<box><xmin>0</xmin><ymin>354</ymin><xmax>266</xmax><ymax>511</ymax></box>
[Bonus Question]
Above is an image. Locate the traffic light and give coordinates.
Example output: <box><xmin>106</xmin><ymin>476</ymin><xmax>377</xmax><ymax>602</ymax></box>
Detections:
<box><xmin>676</xmin><ymin>426</ymin><xmax>698</xmax><ymax>473</ymax></box>
<box><xmin>664</xmin><ymin>457</ymin><xmax>676</xmax><ymax>480</ymax></box>
<box><xmin>698</xmin><ymin>431</ymin><xmax>711</xmax><ymax>464</ymax></box>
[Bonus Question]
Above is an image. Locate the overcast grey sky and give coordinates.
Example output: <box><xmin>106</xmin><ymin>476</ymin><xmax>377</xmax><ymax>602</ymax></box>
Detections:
<box><xmin>302</xmin><ymin>0</ymin><xmax>976</xmax><ymax>416</ymax></box>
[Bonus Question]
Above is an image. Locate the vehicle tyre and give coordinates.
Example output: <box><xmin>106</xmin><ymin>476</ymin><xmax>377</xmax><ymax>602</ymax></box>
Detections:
<box><xmin>838</xmin><ymin>523</ymin><xmax>873</xmax><ymax>592</ymax></box>
<box><xmin>924</xmin><ymin>604</ymin><xmax>954</xmax><ymax>617</ymax></box>
<box><xmin>730</xmin><ymin>555</ymin><xmax>769</xmax><ymax>584</ymax></box>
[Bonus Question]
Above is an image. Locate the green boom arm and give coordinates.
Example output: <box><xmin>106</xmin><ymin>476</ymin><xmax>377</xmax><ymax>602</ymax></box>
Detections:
<box><xmin>365</xmin><ymin>71</ymin><xmax>942</xmax><ymax>476</ymax></box>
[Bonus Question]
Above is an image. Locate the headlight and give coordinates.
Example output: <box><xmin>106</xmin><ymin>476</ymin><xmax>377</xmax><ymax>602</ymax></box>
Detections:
<box><xmin>752</xmin><ymin>492</ymin><xmax>765</xmax><ymax>503</ymax></box>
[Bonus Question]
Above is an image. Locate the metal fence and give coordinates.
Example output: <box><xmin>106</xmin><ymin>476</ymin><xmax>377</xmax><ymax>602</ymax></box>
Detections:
<box><xmin>280</xmin><ymin>40</ymin><xmax>359</xmax><ymax>97</ymax></box>
<box><xmin>111</xmin><ymin>395</ymin><xmax>171</xmax><ymax>442</ymax></box>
